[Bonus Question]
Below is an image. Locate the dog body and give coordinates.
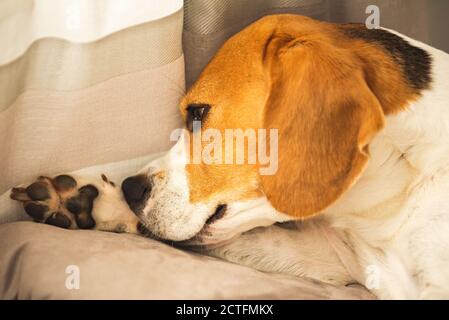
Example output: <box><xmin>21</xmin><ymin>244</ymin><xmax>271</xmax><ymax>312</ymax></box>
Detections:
<box><xmin>11</xmin><ymin>15</ymin><xmax>449</xmax><ymax>299</ymax></box>
<box><xmin>209</xmin><ymin>37</ymin><xmax>449</xmax><ymax>297</ymax></box>
<box><xmin>330</xmin><ymin>32</ymin><xmax>449</xmax><ymax>298</ymax></box>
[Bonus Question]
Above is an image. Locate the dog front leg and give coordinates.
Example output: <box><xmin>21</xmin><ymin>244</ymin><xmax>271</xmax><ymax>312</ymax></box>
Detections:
<box><xmin>204</xmin><ymin>221</ymin><xmax>355</xmax><ymax>286</ymax></box>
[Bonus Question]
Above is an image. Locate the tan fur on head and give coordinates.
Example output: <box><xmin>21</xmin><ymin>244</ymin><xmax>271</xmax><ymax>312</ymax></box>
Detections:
<box><xmin>180</xmin><ymin>14</ymin><xmax>418</xmax><ymax>219</ymax></box>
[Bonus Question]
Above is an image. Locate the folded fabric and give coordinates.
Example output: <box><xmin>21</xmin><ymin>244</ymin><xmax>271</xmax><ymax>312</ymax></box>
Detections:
<box><xmin>0</xmin><ymin>0</ymin><xmax>184</xmax><ymax>65</ymax></box>
<box><xmin>0</xmin><ymin>221</ymin><xmax>375</xmax><ymax>299</ymax></box>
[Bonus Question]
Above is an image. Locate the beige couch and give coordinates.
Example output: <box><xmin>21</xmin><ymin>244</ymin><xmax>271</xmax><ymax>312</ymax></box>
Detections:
<box><xmin>0</xmin><ymin>222</ymin><xmax>374</xmax><ymax>299</ymax></box>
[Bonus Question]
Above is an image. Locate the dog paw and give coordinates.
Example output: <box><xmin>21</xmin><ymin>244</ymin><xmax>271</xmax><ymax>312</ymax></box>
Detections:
<box><xmin>10</xmin><ymin>175</ymin><xmax>99</xmax><ymax>229</ymax></box>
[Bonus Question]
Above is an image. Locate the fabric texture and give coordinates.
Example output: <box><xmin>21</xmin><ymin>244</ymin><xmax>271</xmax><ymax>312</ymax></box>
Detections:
<box><xmin>0</xmin><ymin>0</ymin><xmax>183</xmax><ymax>65</ymax></box>
<box><xmin>183</xmin><ymin>0</ymin><xmax>449</xmax><ymax>87</ymax></box>
<box><xmin>0</xmin><ymin>60</ymin><xmax>183</xmax><ymax>195</ymax></box>
<box><xmin>0</xmin><ymin>222</ymin><xmax>375</xmax><ymax>299</ymax></box>
<box><xmin>0</xmin><ymin>0</ymin><xmax>184</xmax><ymax>196</ymax></box>
<box><xmin>0</xmin><ymin>10</ymin><xmax>184</xmax><ymax>111</ymax></box>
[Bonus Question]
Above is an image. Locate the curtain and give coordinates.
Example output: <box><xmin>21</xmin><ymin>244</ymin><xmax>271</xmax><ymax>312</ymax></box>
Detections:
<box><xmin>183</xmin><ymin>0</ymin><xmax>449</xmax><ymax>88</ymax></box>
<box><xmin>0</xmin><ymin>0</ymin><xmax>184</xmax><ymax>198</ymax></box>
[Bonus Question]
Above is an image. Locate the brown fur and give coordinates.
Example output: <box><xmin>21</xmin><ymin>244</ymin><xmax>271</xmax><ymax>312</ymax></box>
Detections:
<box><xmin>181</xmin><ymin>15</ymin><xmax>421</xmax><ymax>218</ymax></box>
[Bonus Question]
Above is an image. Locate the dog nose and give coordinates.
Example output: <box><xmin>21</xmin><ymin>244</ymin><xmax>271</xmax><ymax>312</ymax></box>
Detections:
<box><xmin>121</xmin><ymin>175</ymin><xmax>151</xmax><ymax>208</ymax></box>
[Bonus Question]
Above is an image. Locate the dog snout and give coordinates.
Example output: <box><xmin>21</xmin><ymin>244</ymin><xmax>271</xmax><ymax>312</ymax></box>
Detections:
<box><xmin>121</xmin><ymin>175</ymin><xmax>151</xmax><ymax>211</ymax></box>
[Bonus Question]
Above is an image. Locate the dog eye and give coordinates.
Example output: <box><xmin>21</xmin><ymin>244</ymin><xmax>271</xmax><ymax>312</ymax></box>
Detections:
<box><xmin>186</xmin><ymin>104</ymin><xmax>211</xmax><ymax>131</ymax></box>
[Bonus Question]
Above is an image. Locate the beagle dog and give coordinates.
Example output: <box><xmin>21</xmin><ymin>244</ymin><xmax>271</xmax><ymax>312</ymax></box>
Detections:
<box><xmin>11</xmin><ymin>15</ymin><xmax>449</xmax><ymax>299</ymax></box>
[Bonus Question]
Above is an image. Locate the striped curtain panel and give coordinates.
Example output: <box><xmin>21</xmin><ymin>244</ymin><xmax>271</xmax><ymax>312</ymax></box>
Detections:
<box><xmin>0</xmin><ymin>0</ymin><xmax>184</xmax><ymax>220</ymax></box>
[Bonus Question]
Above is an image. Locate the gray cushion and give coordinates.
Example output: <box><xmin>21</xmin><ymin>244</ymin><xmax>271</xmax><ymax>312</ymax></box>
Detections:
<box><xmin>0</xmin><ymin>222</ymin><xmax>375</xmax><ymax>299</ymax></box>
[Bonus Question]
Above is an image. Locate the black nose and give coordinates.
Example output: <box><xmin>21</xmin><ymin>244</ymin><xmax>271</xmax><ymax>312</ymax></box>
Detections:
<box><xmin>121</xmin><ymin>175</ymin><xmax>151</xmax><ymax>209</ymax></box>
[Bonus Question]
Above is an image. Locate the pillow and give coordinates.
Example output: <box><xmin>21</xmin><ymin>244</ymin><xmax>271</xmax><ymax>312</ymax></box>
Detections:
<box><xmin>0</xmin><ymin>222</ymin><xmax>375</xmax><ymax>299</ymax></box>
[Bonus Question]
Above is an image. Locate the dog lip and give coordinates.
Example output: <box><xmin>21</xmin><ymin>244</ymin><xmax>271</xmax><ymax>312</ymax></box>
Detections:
<box><xmin>135</xmin><ymin>204</ymin><xmax>228</xmax><ymax>246</ymax></box>
<box><xmin>136</xmin><ymin>220</ymin><xmax>177</xmax><ymax>247</ymax></box>
<box><xmin>205</xmin><ymin>204</ymin><xmax>227</xmax><ymax>225</ymax></box>
<box><xmin>177</xmin><ymin>204</ymin><xmax>228</xmax><ymax>246</ymax></box>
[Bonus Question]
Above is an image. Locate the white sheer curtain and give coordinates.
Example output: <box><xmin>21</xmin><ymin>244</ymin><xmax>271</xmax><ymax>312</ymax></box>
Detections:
<box><xmin>0</xmin><ymin>0</ymin><xmax>184</xmax><ymax>222</ymax></box>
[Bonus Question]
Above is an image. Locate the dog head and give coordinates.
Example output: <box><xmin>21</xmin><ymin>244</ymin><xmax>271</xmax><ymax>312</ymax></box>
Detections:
<box><xmin>122</xmin><ymin>15</ymin><xmax>420</xmax><ymax>245</ymax></box>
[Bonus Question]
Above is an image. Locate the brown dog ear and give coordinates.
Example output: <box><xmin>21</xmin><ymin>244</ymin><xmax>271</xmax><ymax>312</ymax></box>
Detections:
<box><xmin>259</xmin><ymin>33</ymin><xmax>385</xmax><ymax>218</ymax></box>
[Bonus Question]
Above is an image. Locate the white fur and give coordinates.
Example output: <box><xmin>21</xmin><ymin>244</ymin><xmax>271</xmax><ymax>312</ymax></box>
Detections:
<box><xmin>124</xmin><ymin>31</ymin><xmax>449</xmax><ymax>299</ymax></box>
<box><xmin>325</xmin><ymin>31</ymin><xmax>449</xmax><ymax>299</ymax></box>
<box><xmin>134</xmin><ymin>131</ymin><xmax>290</xmax><ymax>242</ymax></box>
<box><xmin>186</xmin><ymin>197</ymin><xmax>292</xmax><ymax>246</ymax></box>
<box><xmin>208</xmin><ymin>32</ymin><xmax>449</xmax><ymax>299</ymax></box>
<box><xmin>136</xmin><ymin>133</ymin><xmax>212</xmax><ymax>241</ymax></box>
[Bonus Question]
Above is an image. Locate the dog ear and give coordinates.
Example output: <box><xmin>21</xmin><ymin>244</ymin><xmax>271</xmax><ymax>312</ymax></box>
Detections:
<box><xmin>259</xmin><ymin>33</ymin><xmax>385</xmax><ymax>218</ymax></box>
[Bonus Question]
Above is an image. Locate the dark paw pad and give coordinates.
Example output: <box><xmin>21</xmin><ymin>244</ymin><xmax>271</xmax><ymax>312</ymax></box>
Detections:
<box><xmin>53</xmin><ymin>175</ymin><xmax>77</xmax><ymax>191</ymax></box>
<box><xmin>11</xmin><ymin>174</ymin><xmax>99</xmax><ymax>230</ymax></box>
<box><xmin>46</xmin><ymin>212</ymin><xmax>71</xmax><ymax>229</ymax></box>
<box><xmin>75</xmin><ymin>212</ymin><xmax>96</xmax><ymax>229</ymax></box>
<box><xmin>79</xmin><ymin>185</ymin><xmax>99</xmax><ymax>199</ymax></box>
<box><xmin>26</xmin><ymin>181</ymin><xmax>50</xmax><ymax>201</ymax></box>
<box><xmin>24</xmin><ymin>202</ymin><xmax>48</xmax><ymax>220</ymax></box>
<box><xmin>65</xmin><ymin>185</ymin><xmax>98</xmax><ymax>229</ymax></box>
